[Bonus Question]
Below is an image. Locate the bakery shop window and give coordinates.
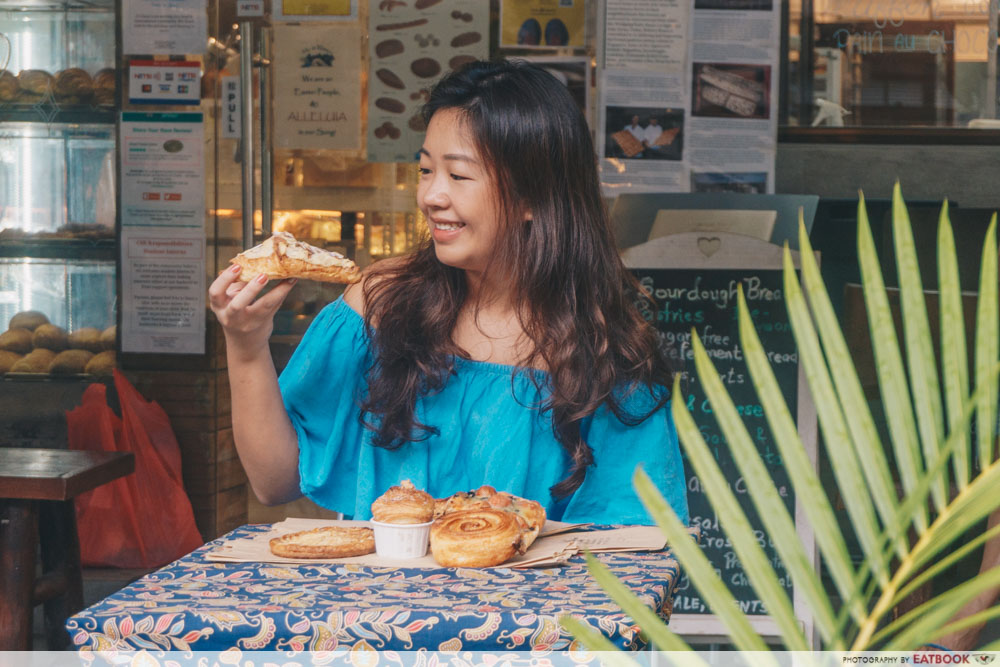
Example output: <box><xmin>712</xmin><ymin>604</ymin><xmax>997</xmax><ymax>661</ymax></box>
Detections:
<box><xmin>785</xmin><ymin>0</ymin><xmax>1000</xmax><ymax>133</ymax></box>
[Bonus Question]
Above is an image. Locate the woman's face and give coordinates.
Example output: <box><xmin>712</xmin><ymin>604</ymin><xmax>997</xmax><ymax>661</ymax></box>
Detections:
<box><xmin>417</xmin><ymin>108</ymin><xmax>504</xmax><ymax>275</ymax></box>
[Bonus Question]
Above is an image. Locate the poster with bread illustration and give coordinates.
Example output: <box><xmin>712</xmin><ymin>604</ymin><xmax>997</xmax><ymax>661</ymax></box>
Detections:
<box><xmin>367</xmin><ymin>0</ymin><xmax>489</xmax><ymax>163</ymax></box>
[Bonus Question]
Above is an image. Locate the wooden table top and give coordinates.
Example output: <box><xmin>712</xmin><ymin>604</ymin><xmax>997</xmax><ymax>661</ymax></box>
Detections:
<box><xmin>0</xmin><ymin>448</ymin><xmax>134</xmax><ymax>501</ymax></box>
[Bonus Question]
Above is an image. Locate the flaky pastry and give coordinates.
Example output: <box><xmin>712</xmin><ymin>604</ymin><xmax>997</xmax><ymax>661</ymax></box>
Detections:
<box><xmin>430</xmin><ymin>509</ymin><xmax>523</xmax><ymax>568</ymax></box>
<box><xmin>371</xmin><ymin>479</ymin><xmax>435</xmax><ymax>524</ymax></box>
<box><xmin>269</xmin><ymin>525</ymin><xmax>375</xmax><ymax>559</ymax></box>
<box><xmin>230</xmin><ymin>231</ymin><xmax>361</xmax><ymax>284</ymax></box>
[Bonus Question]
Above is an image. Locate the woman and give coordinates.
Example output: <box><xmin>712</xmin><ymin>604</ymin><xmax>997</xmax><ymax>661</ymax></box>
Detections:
<box><xmin>209</xmin><ymin>59</ymin><xmax>689</xmax><ymax>525</ymax></box>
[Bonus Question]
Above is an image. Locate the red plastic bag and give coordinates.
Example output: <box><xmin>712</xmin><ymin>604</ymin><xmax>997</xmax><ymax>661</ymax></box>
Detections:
<box><xmin>67</xmin><ymin>369</ymin><xmax>204</xmax><ymax>568</ymax></box>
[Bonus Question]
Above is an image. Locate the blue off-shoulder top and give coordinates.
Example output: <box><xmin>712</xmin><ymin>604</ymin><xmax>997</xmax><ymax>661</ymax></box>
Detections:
<box><xmin>278</xmin><ymin>297</ymin><xmax>689</xmax><ymax>525</ymax></box>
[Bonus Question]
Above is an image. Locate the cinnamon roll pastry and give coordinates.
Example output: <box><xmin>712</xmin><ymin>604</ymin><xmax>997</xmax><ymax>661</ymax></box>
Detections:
<box><xmin>433</xmin><ymin>485</ymin><xmax>546</xmax><ymax>551</ymax></box>
<box><xmin>371</xmin><ymin>479</ymin><xmax>434</xmax><ymax>524</ymax></box>
<box><xmin>430</xmin><ymin>509</ymin><xmax>523</xmax><ymax>567</ymax></box>
<box><xmin>269</xmin><ymin>526</ymin><xmax>375</xmax><ymax>559</ymax></box>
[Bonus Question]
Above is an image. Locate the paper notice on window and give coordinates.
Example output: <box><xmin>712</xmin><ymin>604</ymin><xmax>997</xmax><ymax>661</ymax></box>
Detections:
<box><xmin>366</xmin><ymin>0</ymin><xmax>489</xmax><ymax>163</ymax></box>
<box><xmin>123</xmin><ymin>0</ymin><xmax>207</xmax><ymax>56</ymax></box>
<box><xmin>687</xmin><ymin>0</ymin><xmax>779</xmax><ymax>194</ymax></box>
<box><xmin>597</xmin><ymin>0</ymin><xmax>779</xmax><ymax>195</ymax></box>
<box><xmin>119</xmin><ymin>112</ymin><xmax>206</xmax><ymax>354</ymax></box>
<box><xmin>603</xmin><ymin>0</ymin><xmax>687</xmax><ymax>72</ymax></box>
<box><xmin>272</xmin><ymin>24</ymin><xmax>362</xmax><ymax>151</ymax></box>
<box><xmin>598</xmin><ymin>0</ymin><xmax>690</xmax><ymax>195</ymax></box>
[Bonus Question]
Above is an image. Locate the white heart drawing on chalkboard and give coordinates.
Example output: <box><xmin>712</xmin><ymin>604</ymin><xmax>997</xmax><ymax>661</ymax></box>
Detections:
<box><xmin>697</xmin><ymin>237</ymin><xmax>721</xmax><ymax>257</ymax></box>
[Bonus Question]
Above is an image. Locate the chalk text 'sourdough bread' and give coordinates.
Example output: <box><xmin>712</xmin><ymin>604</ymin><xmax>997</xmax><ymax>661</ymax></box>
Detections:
<box><xmin>231</xmin><ymin>232</ymin><xmax>361</xmax><ymax>284</ymax></box>
<box><xmin>268</xmin><ymin>525</ymin><xmax>375</xmax><ymax>559</ymax></box>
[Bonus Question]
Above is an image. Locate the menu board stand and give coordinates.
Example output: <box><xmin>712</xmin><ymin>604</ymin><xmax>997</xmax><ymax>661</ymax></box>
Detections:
<box><xmin>623</xmin><ymin>231</ymin><xmax>818</xmax><ymax>647</ymax></box>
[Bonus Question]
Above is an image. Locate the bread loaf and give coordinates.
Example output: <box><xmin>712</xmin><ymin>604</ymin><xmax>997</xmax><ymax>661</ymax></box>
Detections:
<box><xmin>85</xmin><ymin>350</ymin><xmax>116</xmax><ymax>376</ymax></box>
<box><xmin>100</xmin><ymin>325</ymin><xmax>116</xmax><ymax>350</ymax></box>
<box><xmin>0</xmin><ymin>350</ymin><xmax>22</xmax><ymax>373</ymax></box>
<box><xmin>0</xmin><ymin>329</ymin><xmax>33</xmax><ymax>354</ymax></box>
<box><xmin>17</xmin><ymin>70</ymin><xmax>53</xmax><ymax>99</ymax></box>
<box><xmin>32</xmin><ymin>324</ymin><xmax>68</xmax><ymax>351</ymax></box>
<box><xmin>11</xmin><ymin>348</ymin><xmax>56</xmax><ymax>373</ymax></box>
<box><xmin>49</xmin><ymin>349</ymin><xmax>94</xmax><ymax>375</ymax></box>
<box><xmin>93</xmin><ymin>68</ymin><xmax>115</xmax><ymax>106</ymax></box>
<box><xmin>69</xmin><ymin>327</ymin><xmax>103</xmax><ymax>353</ymax></box>
<box><xmin>54</xmin><ymin>68</ymin><xmax>94</xmax><ymax>103</ymax></box>
<box><xmin>9</xmin><ymin>310</ymin><xmax>49</xmax><ymax>331</ymax></box>
<box><xmin>0</xmin><ymin>70</ymin><xmax>18</xmax><ymax>102</ymax></box>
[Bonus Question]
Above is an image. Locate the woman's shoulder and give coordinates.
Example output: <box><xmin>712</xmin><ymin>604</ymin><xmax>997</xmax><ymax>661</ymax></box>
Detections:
<box><xmin>342</xmin><ymin>255</ymin><xmax>409</xmax><ymax>318</ymax></box>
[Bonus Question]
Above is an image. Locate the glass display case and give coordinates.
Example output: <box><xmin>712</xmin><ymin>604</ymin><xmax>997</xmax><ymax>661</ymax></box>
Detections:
<box><xmin>0</xmin><ymin>0</ymin><xmax>118</xmax><ymax>377</ymax></box>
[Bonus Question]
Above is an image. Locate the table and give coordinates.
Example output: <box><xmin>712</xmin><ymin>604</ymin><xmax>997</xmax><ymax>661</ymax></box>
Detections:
<box><xmin>0</xmin><ymin>447</ymin><xmax>135</xmax><ymax>650</ymax></box>
<box><xmin>67</xmin><ymin>523</ymin><xmax>689</xmax><ymax>653</ymax></box>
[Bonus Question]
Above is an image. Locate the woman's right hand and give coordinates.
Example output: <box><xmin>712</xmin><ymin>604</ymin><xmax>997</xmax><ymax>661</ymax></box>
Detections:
<box><xmin>208</xmin><ymin>265</ymin><xmax>296</xmax><ymax>362</ymax></box>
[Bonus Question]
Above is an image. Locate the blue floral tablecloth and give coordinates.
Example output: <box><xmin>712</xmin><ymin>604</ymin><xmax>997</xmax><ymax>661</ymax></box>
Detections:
<box><xmin>67</xmin><ymin>524</ymin><xmax>688</xmax><ymax>653</ymax></box>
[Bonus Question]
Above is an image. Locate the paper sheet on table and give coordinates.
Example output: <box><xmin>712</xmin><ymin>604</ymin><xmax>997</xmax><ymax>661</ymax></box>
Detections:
<box><xmin>205</xmin><ymin>518</ymin><xmax>666</xmax><ymax>569</ymax></box>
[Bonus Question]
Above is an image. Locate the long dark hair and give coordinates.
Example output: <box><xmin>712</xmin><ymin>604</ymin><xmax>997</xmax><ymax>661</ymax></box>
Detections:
<box><xmin>360</xmin><ymin>59</ymin><xmax>672</xmax><ymax>498</ymax></box>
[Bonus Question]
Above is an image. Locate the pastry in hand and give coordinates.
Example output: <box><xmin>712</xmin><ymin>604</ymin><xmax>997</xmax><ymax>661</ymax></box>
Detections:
<box><xmin>371</xmin><ymin>479</ymin><xmax>435</xmax><ymax>524</ymax></box>
<box><xmin>230</xmin><ymin>231</ymin><xmax>361</xmax><ymax>284</ymax></box>
<box><xmin>434</xmin><ymin>485</ymin><xmax>546</xmax><ymax>551</ymax></box>
<box><xmin>269</xmin><ymin>526</ymin><xmax>375</xmax><ymax>559</ymax></box>
<box><xmin>430</xmin><ymin>509</ymin><xmax>523</xmax><ymax>567</ymax></box>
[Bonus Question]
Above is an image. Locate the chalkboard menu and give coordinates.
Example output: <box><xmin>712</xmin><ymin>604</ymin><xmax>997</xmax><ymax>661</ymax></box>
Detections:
<box><xmin>630</xmin><ymin>267</ymin><xmax>797</xmax><ymax>619</ymax></box>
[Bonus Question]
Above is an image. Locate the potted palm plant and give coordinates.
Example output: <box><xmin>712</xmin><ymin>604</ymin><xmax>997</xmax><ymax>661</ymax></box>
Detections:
<box><xmin>563</xmin><ymin>185</ymin><xmax>1000</xmax><ymax>653</ymax></box>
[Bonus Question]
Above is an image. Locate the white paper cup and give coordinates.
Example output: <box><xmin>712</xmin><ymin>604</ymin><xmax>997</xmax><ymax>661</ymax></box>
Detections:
<box><xmin>370</xmin><ymin>519</ymin><xmax>433</xmax><ymax>559</ymax></box>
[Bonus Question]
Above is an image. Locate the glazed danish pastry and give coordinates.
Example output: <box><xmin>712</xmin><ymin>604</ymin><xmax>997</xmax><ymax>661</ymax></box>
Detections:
<box><xmin>269</xmin><ymin>526</ymin><xmax>375</xmax><ymax>559</ymax></box>
<box><xmin>429</xmin><ymin>509</ymin><xmax>523</xmax><ymax>567</ymax></box>
<box><xmin>371</xmin><ymin>479</ymin><xmax>434</xmax><ymax>524</ymax></box>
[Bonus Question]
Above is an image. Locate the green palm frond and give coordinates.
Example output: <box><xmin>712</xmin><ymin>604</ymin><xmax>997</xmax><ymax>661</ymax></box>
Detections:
<box><xmin>567</xmin><ymin>187</ymin><xmax>1000</xmax><ymax>652</ymax></box>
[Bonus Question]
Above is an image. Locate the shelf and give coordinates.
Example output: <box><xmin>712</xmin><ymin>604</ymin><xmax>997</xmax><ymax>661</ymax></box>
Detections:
<box><xmin>0</xmin><ymin>238</ymin><xmax>116</xmax><ymax>261</ymax></box>
<box><xmin>0</xmin><ymin>0</ymin><xmax>113</xmax><ymax>11</ymax></box>
<box><xmin>2</xmin><ymin>372</ymin><xmax>111</xmax><ymax>382</ymax></box>
<box><xmin>0</xmin><ymin>106</ymin><xmax>116</xmax><ymax>125</ymax></box>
